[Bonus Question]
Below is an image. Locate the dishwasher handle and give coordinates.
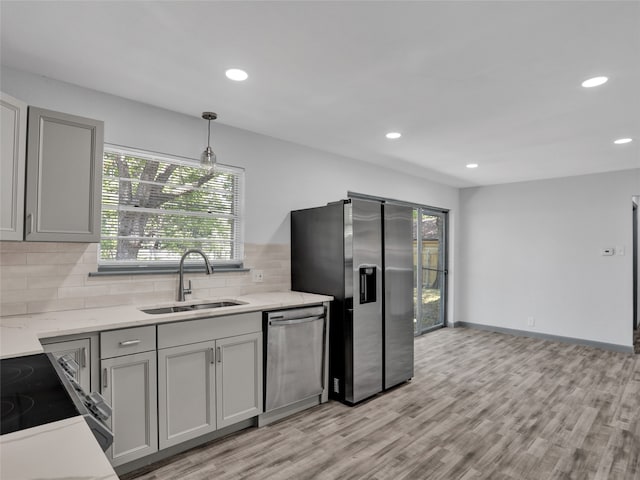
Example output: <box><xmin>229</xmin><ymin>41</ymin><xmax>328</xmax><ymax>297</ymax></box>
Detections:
<box><xmin>267</xmin><ymin>306</ymin><xmax>324</xmax><ymax>322</ymax></box>
<box><xmin>269</xmin><ymin>316</ymin><xmax>324</xmax><ymax>327</ymax></box>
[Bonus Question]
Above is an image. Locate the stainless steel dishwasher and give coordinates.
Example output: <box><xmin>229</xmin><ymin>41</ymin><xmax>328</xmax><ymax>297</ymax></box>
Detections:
<box><xmin>264</xmin><ymin>305</ymin><xmax>327</xmax><ymax>413</ymax></box>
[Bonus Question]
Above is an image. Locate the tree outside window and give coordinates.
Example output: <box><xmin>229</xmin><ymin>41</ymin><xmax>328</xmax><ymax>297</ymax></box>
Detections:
<box><xmin>99</xmin><ymin>147</ymin><xmax>244</xmax><ymax>268</ymax></box>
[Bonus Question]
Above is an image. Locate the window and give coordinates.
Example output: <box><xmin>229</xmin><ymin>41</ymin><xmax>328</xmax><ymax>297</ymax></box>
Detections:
<box><xmin>99</xmin><ymin>146</ymin><xmax>244</xmax><ymax>270</ymax></box>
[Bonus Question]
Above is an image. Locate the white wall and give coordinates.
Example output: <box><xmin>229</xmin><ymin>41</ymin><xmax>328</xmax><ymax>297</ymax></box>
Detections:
<box><xmin>0</xmin><ymin>67</ymin><xmax>458</xmax><ymax>243</ymax></box>
<box><xmin>0</xmin><ymin>67</ymin><xmax>459</xmax><ymax>318</ymax></box>
<box><xmin>458</xmin><ymin>169</ymin><xmax>640</xmax><ymax>348</ymax></box>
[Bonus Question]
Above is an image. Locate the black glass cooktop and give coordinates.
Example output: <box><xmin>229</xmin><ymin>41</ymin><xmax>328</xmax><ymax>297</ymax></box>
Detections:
<box><xmin>1</xmin><ymin>353</ymin><xmax>79</xmax><ymax>435</ymax></box>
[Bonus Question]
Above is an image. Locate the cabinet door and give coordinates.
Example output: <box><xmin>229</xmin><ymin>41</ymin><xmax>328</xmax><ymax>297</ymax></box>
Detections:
<box><xmin>42</xmin><ymin>338</ymin><xmax>92</xmax><ymax>392</ymax></box>
<box><xmin>216</xmin><ymin>332</ymin><xmax>263</xmax><ymax>429</ymax></box>
<box><xmin>25</xmin><ymin>107</ymin><xmax>103</xmax><ymax>242</ymax></box>
<box><xmin>102</xmin><ymin>351</ymin><xmax>158</xmax><ymax>467</ymax></box>
<box><xmin>0</xmin><ymin>92</ymin><xmax>26</xmax><ymax>241</ymax></box>
<box><xmin>158</xmin><ymin>341</ymin><xmax>216</xmax><ymax>449</ymax></box>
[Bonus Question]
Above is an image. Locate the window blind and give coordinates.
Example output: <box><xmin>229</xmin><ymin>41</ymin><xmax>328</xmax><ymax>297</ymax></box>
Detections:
<box><xmin>99</xmin><ymin>146</ymin><xmax>244</xmax><ymax>268</ymax></box>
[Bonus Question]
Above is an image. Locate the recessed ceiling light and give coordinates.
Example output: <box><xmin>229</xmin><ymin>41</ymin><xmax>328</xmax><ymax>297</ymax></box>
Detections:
<box><xmin>613</xmin><ymin>138</ymin><xmax>633</xmax><ymax>144</ymax></box>
<box><xmin>581</xmin><ymin>76</ymin><xmax>608</xmax><ymax>88</ymax></box>
<box><xmin>225</xmin><ymin>69</ymin><xmax>248</xmax><ymax>81</ymax></box>
<box><xmin>466</xmin><ymin>163</ymin><xmax>479</xmax><ymax>169</ymax></box>
<box><xmin>385</xmin><ymin>132</ymin><xmax>402</xmax><ymax>139</ymax></box>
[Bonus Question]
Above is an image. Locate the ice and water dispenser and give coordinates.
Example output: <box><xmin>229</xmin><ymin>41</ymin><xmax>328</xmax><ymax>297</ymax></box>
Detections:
<box><xmin>359</xmin><ymin>266</ymin><xmax>377</xmax><ymax>304</ymax></box>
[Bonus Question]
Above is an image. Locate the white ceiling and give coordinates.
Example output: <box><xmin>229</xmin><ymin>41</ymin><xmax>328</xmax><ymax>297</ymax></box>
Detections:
<box><xmin>1</xmin><ymin>1</ymin><xmax>639</xmax><ymax>187</ymax></box>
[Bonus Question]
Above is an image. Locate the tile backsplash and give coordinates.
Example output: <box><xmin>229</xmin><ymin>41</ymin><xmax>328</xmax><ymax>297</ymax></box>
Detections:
<box><xmin>0</xmin><ymin>242</ymin><xmax>291</xmax><ymax>316</ymax></box>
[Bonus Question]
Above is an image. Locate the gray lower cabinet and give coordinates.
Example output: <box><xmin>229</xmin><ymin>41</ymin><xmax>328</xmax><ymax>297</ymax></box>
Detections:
<box><xmin>157</xmin><ymin>332</ymin><xmax>263</xmax><ymax>448</ymax></box>
<box><xmin>101</xmin><ymin>351</ymin><xmax>158</xmax><ymax>467</ymax></box>
<box><xmin>101</xmin><ymin>326</ymin><xmax>158</xmax><ymax>467</ymax></box>
<box><xmin>157</xmin><ymin>312</ymin><xmax>263</xmax><ymax>450</ymax></box>
<box><xmin>42</xmin><ymin>336</ymin><xmax>96</xmax><ymax>392</ymax></box>
<box><xmin>25</xmin><ymin>107</ymin><xmax>103</xmax><ymax>242</ymax></box>
<box><xmin>216</xmin><ymin>332</ymin><xmax>263</xmax><ymax>429</ymax></box>
<box><xmin>158</xmin><ymin>341</ymin><xmax>217</xmax><ymax>449</ymax></box>
<box><xmin>0</xmin><ymin>92</ymin><xmax>27</xmax><ymax>241</ymax></box>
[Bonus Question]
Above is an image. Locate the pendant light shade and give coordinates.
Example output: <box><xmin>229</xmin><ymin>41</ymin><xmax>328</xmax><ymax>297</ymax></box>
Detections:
<box><xmin>200</xmin><ymin>112</ymin><xmax>217</xmax><ymax>171</ymax></box>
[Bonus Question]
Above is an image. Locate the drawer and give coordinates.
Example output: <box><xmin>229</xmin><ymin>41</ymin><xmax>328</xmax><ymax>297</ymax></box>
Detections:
<box><xmin>158</xmin><ymin>311</ymin><xmax>261</xmax><ymax>349</ymax></box>
<box><xmin>101</xmin><ymin>325</ymin><xmax>156</xmax><ymax>359</ymax></box>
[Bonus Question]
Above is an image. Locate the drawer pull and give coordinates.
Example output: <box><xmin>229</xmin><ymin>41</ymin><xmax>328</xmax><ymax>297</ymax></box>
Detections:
<box><xmin>119</xmin><ymin>339</ymin><xmax>141</xmax><ymax>347</ymax></box>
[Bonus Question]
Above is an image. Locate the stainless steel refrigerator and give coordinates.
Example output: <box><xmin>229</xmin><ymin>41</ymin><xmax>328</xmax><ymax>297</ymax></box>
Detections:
<box><xmin>291</xmin><ymin>198</ymin><xmax>414</xmax><ymax>405</ymax></box>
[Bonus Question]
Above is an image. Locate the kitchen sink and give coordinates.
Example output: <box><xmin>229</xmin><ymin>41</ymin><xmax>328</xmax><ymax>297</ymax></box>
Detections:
<box><xmin>141</xmin><ymin>300</ymin><xmax>245</xmax><ymax>315</ymax></box>
<box><xmin>141</xmin><ymin>306</ymin><xmax>193</xmax><ymax>314</ymax></box>
<box><xmin>188</xmin><ymin>301</ymin><xmax>243</xmax><ymax>310</ymax></box>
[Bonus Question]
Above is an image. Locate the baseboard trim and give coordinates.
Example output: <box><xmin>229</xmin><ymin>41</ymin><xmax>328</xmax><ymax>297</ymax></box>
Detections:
<box><xmin>454</xmin><ymin>321</ymin><xmax>634</xmax><ymax>354</ymax></box>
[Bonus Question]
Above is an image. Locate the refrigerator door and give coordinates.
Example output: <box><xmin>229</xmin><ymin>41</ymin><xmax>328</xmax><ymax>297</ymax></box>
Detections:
<box><xmin>383</xmin><ymin>204</ymin><xmax>414</xmax><ymax>389</ymax></box>
<box><xmin>347</xmin><ymin>199</ymin><xmax>383</xmax><ymax>403</ymax></box>
<box><xmin>291</xmin><ymin>202</ymin><xmax>345</xmax><ymax>300</ymax></box>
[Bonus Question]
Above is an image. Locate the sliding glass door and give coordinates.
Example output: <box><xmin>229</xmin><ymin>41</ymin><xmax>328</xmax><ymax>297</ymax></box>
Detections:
<box><xmin>413</xmin><ymin>208</ymin><xmax>447</xmax><ymax>335</ymax></box>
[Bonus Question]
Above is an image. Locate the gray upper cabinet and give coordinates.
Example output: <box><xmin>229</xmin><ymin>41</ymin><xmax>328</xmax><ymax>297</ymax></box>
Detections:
<box><xmin>25</xmin><ymin>107</ymin><xmax>103</xmax><ymax>242</ymax></box>
<box><xmin>0</xmin><ymin>92</ymin><xmax>27</xmax><ymax>241</ymax></box>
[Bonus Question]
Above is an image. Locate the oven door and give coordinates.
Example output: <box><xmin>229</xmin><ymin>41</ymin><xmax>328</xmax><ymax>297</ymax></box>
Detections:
<box><xmin>51</xmin><ymin>354</ymin><xmax>113</xmax><ymax>451</ymax></box>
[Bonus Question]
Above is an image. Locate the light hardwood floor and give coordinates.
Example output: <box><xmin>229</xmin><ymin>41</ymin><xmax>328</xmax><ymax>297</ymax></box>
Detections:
<box><xmin>125</xmin><ymin>328</ymin><xmax>640</xmax><ymax>480</ymax></box>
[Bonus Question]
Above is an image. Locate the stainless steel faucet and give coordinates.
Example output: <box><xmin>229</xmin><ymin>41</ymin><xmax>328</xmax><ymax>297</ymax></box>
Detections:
<box><xmin>177</xmin><ymin>249</ymin><xmax>214</xmax><ymax>301</ymax></box>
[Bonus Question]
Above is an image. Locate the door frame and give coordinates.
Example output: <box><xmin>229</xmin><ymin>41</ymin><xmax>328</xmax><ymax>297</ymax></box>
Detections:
<box><xmin>415</xmin><ymin>207</ymin><xmax>448</xmax><ymax>335</ymax></box>
<box><xmin>633</xmin><ymin>196</ymin><xmax>639</xmax><ymax>332</ymax></box>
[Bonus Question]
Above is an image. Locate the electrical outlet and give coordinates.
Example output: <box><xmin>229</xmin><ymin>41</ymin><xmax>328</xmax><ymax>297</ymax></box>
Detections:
<box><xmin>252</xmin><ymin>270</ymin><xmax>264</xmax><ymax>283</ymax></box>
<box><xmin>527</xmin><ymin>316</ymin><xmax>535</xmax><ymax>327</ymax></box>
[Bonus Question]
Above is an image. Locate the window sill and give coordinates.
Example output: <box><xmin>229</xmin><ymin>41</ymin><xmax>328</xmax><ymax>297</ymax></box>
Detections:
<box><xmin>89</xmin><ymin>266</ymin><xmax>249</xmax><ymax>277</ymax></box>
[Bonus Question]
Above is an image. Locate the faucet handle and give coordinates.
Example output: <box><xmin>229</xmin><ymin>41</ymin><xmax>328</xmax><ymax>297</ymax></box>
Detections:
<box><xmin>184</xmin><ymin>280</ymin><xmax>192</xmax><ymax>297</ymax></box>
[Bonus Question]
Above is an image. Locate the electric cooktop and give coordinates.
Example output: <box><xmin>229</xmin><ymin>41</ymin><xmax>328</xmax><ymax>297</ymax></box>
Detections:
<box><xmin>1</xmin><ymin>353</ymin><xmax>79</xmax><ymax>435</ymax></box>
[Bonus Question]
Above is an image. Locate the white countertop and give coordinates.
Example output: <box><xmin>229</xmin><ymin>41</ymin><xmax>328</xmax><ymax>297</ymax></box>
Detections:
<box><xmin>0</xmin><ymin>291</ymin><xmax>333</xmax><ymax>359</ymax></box>
<box><xmin>0</xmin><ymin>291</ymin><xmax>332</xmax><ymax>480</ymax></box>
<box><xmin>0</xmin><ymin>416</ymin><xmax>119</xmax><ymax>480</ymax></box>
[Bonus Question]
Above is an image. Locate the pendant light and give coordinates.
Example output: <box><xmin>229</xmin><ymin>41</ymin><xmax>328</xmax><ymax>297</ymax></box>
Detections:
<box><xmin>200</xmin><ymin>112</ymin><xmax>217</xmax><ymax>171</ymax></box>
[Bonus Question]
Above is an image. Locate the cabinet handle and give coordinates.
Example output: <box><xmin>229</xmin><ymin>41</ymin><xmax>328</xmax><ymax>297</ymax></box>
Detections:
<box><xmin>102</xmin><ymin>368</ymin><xmax>108</xmax><ymax>389</ymax></box>
<box><xmin>216</xmin><ymin>346</ymin><xmax>222</xmax><ymax>364</ymax></box>
<box><xmin>119</xmin><ymin>339</ymin><xmax>141</xmax><ymax>347</ymax></box>
<box><xmin>81</xmin><ymin>347</ymin><xmax>87</xmax><ymax>368</ymax></box>
<box><xmin>210</xmin><ymin>347</ymin><xmax>215</xmax><ymax>364</ymax></box>
<box><xmin>26</xmin><ymin>213</ymin><xmax>33</xmax><ymax>235</ymax></box>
